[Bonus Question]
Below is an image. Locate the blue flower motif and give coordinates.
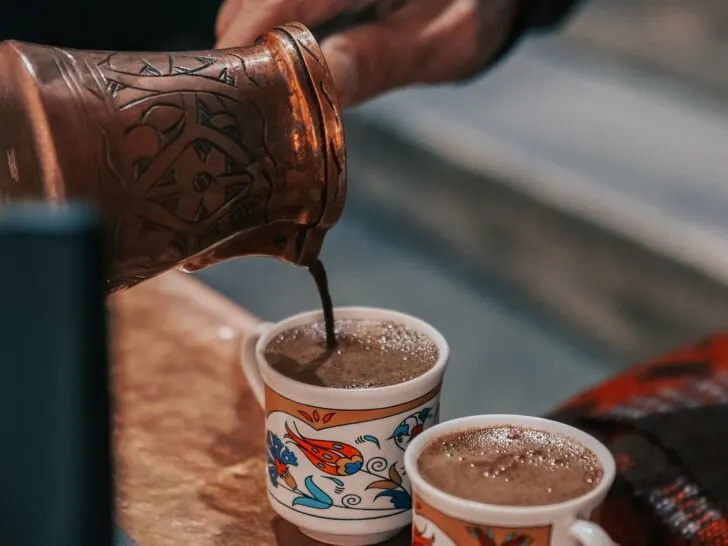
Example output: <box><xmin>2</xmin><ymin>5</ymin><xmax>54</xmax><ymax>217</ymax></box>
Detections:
<box><xmin>344</xmin><ymin>460</ymin><xmax>363</xmax><ymax>475</ymax></box>
<box><xmin>267</xmin><ymin>431</ymin><xmax>298</xmax><ymax>466</ymax></box>
<box><xmin>267</xmin><ymin>431</ymin><xmax>285</xmax><ymax>460</ymax></box>
<box><xmin>266</xmin><ymin>431</ymin><xmax>298</xmax><ymax>487</ymax></box>
<box><xmin>375</xmin><ymin>489</ymin><xmax>412</xmax><ymax>510</ymax></box>
<box><xmin>391</xmin><ymin>423</ymin><xmax>410</xmax><ymax>440</ymax></box>
<box><xmin>267</xmin><ymin>462</ymin><xmax>279</xmax><ymax>487</ymax></box>
<box><xmin>280</xmin><ymin>448</ymin><xmax>298</xmax><ymax>466</ymax></box>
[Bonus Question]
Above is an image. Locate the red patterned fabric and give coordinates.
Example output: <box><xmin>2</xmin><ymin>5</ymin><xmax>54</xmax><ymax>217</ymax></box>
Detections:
<box><xmin>548</xmin><ymin>334</ymin><xmax>728</xmax><ymax>546</ymax></box>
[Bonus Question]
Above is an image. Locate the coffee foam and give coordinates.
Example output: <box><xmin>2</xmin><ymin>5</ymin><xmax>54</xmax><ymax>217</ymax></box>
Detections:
<box><xmin>265</xmin><ymin>319</ymin><xmax>439</xmax><ymax>389</ymax></box>
<box><xmin>419</xmin><ymin>425</ymin><xmax>603</xmax><ymax>506</ymax></box>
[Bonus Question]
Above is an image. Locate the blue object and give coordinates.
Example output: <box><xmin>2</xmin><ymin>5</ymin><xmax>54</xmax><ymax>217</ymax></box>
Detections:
<box><xmin>0</xmin><ymin>203</ymin><xmax>113</xmax><ymax>546</ymax></box>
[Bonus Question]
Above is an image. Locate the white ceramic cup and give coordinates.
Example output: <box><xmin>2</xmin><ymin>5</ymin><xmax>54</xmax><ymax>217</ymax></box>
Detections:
<box><xmin>405</xmin><ymin>415</ymin><xmax>617</xmax><ymax>546</ymax></box>
<box><xmin>241</xmin><ymin>307</ymin><xmax>450</xmax><ymax>546</ymax></box>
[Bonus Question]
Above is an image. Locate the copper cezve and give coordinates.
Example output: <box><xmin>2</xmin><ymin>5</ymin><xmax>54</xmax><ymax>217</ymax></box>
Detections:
<box><xmin>0</xmin><ymin>23</ymin><xmax>346</xmax><ymax>292</ymax></box>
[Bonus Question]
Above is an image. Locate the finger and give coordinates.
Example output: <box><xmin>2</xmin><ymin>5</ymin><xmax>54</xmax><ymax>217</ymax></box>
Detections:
<box><xmin>415</xmin><ymin>0</ymin><xmax>516</xmax><ymax>81</ymax></box>
<box><xmin>216</xmin><ymin>0</ymin><xmax>374</xmax><ymax>49</ymax></box>
<box><xmin>320</xmin><ymin>0</ymin><xmax>438</xmax><ymax>106</ymax></box>
<box><xmin>215</xmin><ymin>0</ymin><xmax>240</xmax><ymax>42</ymax></box>
<box><xmin>322</xmin><ymin>0</ymin><xmax>492</xmax><ymax>107</ymax></box>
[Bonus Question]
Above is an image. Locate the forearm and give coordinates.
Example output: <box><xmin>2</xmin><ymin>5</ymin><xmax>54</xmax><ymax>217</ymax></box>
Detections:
<box><xmin>485</xmin><ymin>0</ymin><xmax>584</xmax><ymax>71</ymax></box>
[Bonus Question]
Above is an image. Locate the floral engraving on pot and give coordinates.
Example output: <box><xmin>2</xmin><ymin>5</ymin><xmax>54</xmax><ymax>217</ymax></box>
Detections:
<box><xmin>264</xmin><ymin>387</ymin><xmax>441</xmax><ymax>520</ymax></box>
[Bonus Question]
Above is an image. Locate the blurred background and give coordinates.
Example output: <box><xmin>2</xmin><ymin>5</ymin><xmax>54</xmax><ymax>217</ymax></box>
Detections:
<box><xmin>3</xmin><ymin>0</ymin><xmax>728</xmax><ymax>418</ymax></box>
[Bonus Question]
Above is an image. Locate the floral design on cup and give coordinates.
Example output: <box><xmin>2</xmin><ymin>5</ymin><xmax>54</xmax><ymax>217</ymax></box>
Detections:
<box><xmin>270</xmin><ymin>419</ymin><xmax>415</xmax><ymax>512</ymax></box>
<box><xmin>280</xmin><ymin>421</ymin><xmax>414</xmax><ymax>510</ymax></box>
<box><xmin>390</xmin><ymin>407</ymin><xmax>432</xmax><ymax>451</ymax></box>
<box><xmin>242</xmin><ymin>307</ymin><xmax>451</xmax><ymax>545</ymax></box>
<box><xmin>285</xmin><ymin>422</ymin><xmax>365</xmax><ymax>477</ymax></box>
<box><xmin>413</xmin><ymin>497</ymin><xmax>551</xmax><ymax>545</ymax></box>
<box><xmin>266</xmin><ymin>430</ymin><xmax>299</xmax><ymax>490</ymax></box>
<box><xmin>264</xmin><ymin>386</ymin><xmax>440</xmax><ymax>519</ymax></box>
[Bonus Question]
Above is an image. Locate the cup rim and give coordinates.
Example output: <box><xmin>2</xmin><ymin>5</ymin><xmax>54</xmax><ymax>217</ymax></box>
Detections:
<box><xmin>404</xmin><ymin>414</ymin><xmax>617</xmax><ymax>520</ymax></box>
<box><xmin>254</xmin><ymin>306</ymin><xmax>450</xmax><ymax>399</ymax></box>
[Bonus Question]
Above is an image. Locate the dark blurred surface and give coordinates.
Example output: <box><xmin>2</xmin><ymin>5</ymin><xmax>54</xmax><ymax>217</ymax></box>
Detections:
<box><xmin>0</xmin><ymin>0</ymin><xmax>220</xmax><ymax>50</ymax></box>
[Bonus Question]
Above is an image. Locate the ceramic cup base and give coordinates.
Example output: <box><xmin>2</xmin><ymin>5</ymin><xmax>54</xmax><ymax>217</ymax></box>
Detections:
<box><xmin>300</xmin><ymin>527</ymin><xmax>401</xmax><ymax>546</ymax></box>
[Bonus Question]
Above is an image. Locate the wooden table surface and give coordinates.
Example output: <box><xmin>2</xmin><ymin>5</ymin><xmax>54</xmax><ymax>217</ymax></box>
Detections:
<box><xmin>112</xmin><ymin>273</ymin><xmax>409</xmax><ymax>546</ymax></box>
<box><xmin>113</xmin><ymin>271</ymin><xmax>724</xmax><ymax>546</ymax></box>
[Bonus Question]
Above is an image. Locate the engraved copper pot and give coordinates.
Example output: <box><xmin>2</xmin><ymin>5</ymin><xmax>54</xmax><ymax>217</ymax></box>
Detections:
<box><xmin>0</xmin><ymin>23</ymin><xmax>346</xmax><ymax>291</ymax></box>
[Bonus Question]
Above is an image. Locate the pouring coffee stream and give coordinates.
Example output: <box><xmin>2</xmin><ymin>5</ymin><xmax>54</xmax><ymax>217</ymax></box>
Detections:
<box><xmin>309</xmin><ymin>259</ymin><xmax>337</xmax><ymax>348</ymax></box>
<box><xmin>0</xmin><ymin>23</ymin><xmax>347</xmax><ymax>294</ymax></box>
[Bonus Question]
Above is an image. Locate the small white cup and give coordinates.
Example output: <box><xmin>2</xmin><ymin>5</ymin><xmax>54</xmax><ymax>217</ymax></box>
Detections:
<box><xmin>242</xmin><ymin>307</ymin><xmax>450</xmax><ymax>546</ymax></box>
<box><xmin>404</xmin><ymin>415</ymin><xmax>617</xmax><ymax>546</ymax></box>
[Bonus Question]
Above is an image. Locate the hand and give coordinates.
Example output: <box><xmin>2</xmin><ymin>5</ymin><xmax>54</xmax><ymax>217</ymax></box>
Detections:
<box><xmin>215</xmin><ymin>0</ymin><xmax>521</xmax><ymax>107</ymax></box>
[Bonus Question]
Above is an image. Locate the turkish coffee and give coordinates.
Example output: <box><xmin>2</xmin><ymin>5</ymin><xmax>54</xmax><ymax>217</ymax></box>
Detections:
<box><xmin>264</xmin><ymin>318</ymin><xmax>439</xmax><ymax>389</ymax></box>
<box><xmin>418</xmin><ymin>425</ymin><xmax>603</xmax><ymax>506</ymax></box>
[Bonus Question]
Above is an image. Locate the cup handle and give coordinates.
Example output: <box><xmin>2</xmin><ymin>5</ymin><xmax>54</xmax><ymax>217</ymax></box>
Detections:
<box><xmin>569</xmin><ymin>520</ymin><xmax>615</xmax><ymax>546</ymax></box>
<box><xmin>241</xmin><ymin>322</ymin><xmax>274</xmax><ymax>408</ymax></box>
